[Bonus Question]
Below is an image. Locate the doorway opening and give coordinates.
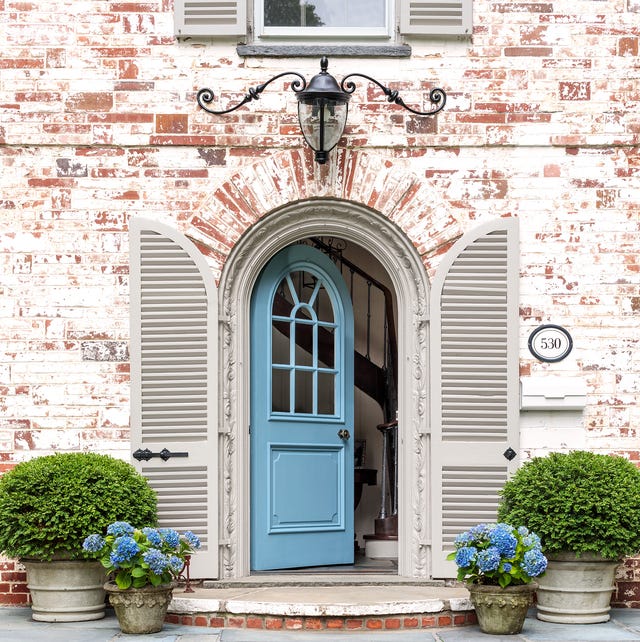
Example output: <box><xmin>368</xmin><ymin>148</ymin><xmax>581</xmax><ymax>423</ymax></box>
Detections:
<box><xmin>249</xmin><ymin>237</ymin><xmax>399</xmax><ymax>574</ymax></box>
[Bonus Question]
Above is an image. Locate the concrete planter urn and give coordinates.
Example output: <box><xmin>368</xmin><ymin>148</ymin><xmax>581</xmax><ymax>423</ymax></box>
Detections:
<box><xmin>468</xmin><ymin>583</ymin><xmax>536</xmax><ymax>635</ymax></box>
<box><xmin>104</xmin><ymin>581</ymin><xmax>174</xmax><ymax>634</ymax></box>
<box><xmin>23</xmin><ymin>559</ymin><xmax>107</xmax><ymax>622</ymax></box>
<box><xmin>536</xmin><ymin>552</ymin><xmax>619</xmax><ymax>624</ymax></box>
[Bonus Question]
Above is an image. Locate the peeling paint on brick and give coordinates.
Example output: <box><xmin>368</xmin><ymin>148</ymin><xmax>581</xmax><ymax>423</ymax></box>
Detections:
<box><xmin>81</xmin><ymin>341</ymin><xmax>129</xmax><ymax>361</ymax></box>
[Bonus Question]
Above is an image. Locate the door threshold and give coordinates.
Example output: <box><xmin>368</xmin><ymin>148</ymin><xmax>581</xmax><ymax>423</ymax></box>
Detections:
<box><xmin>203</xmin><ymin>574</ymin><xmax>447</xmax><ymax>588</ymax></box>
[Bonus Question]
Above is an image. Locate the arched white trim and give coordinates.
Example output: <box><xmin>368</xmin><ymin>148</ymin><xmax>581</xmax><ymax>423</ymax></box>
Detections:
<box><xmin>217</xmin><ymin>198</ymin><xmax>431</xmax><ymax>578</ymax></box>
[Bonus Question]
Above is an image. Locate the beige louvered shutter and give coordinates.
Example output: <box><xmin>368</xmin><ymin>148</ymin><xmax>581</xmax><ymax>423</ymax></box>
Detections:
<box><xmin>430</xmin><ymin>218</ymin><xmax>519</xmax><ymax>578</ymax></box>
<box><xmin>399</xmin><ymin>0</ymin><xmax>472</xmax><ymax>36</ymax></box>
<box><xmin>130</xmin><ymin>217</ymin><xmax>218</xmax><ymax>579</ymax></box>
<box><xmin>174</xmin><ymin>0</ymin><xmax>246</xmax><ymax>37</ymax></box>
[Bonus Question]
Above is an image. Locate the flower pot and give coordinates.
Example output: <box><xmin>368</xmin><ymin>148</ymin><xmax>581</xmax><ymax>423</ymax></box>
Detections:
<box><xmin>23</xmin><ymin>559</ymin><xmax>107</xmax><ymax>622</ymax></box>
<box><xmin>468</xmin><ymin>583</ymin><xmax>536</xmax><ymax>635</ymax></box>
<box><xmin>536</xmin><ymin>551</ymin><xmax>619</xmax><ymax>624</ymax></box>
<box><xmin>104</xmin><ymin>581</ymin><xmax>174</xmax><ymax>634</ymax></box>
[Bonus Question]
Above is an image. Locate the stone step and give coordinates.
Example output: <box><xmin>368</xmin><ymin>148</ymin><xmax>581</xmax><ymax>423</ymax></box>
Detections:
<box><xmin>167</xmin><ymin>583</ymin><xmax>474</xmax><ymax>632</ymax></box>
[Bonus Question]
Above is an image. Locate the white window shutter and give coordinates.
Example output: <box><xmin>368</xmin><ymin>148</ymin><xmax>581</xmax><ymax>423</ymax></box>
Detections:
<box><xmin>430</xmin><ymin>218</ymin><xmax>519</xmax><ymax>578</ymax></box>
<box><xmin>174</xmin><ymin>0</ymin><xmax>246</xmax><ymax>37</ymax></box>
<box><xmin>399</xmin><ymin>0</ymin><xmax>472</xmax><ymax>36</ymax></box>
<box><xmin>130</xmin><ymin>217</ymin><xmax>218</xmax><ymax>579</ymax></box>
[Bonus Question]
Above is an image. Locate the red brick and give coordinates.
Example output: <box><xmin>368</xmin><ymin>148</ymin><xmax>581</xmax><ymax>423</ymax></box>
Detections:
<box><xmin>246</xmin><ymin>616</ymin><xmax>264</xmax><ymax>629</ymax></box>
<box><xmin>180</xmin><ymin>616</ymin><xmax>193</xmax><ymax>625</ymax></box>
<box><xmin>209</xmin><ymin>617</ymin><xmax>224</xmax><ymax>627</ymax></box>
<box><xmin>156</xmin><ymin>114</ymin><xmax>189</xmax><ymax>134</ymax></box>
<box><xmin>403</xmin><ymin>616</ymin><xmax>419</xmax><ymax>628</ymax></box>
<box><xmin>0</xmin><ymin>594</ymin><xmax>30</xmax><ymax>605</ymax></box>
<box><xmin>422</xmin><ymin>615</ymin><xmax>437</xmax><ymax>627</ymax></box>
<box><xmin>504</xmin><ymin>47</ymin><xmax>553</xmax><ymax>56</ymax></box>
<box><xmin>437</xmin><ymin>615</ymin><xmax>452</xmax><ymax>626</ymax></box>
<box><xmin>326</xmin><ymin>618</ymin><xmax>344</xmax><ymax>629</ymax></box>
<box><xmin>346</xmin><ymin>618</ymin><xmax>364</xmax><ymax>629</ymax></box>
<box><xmin>227</xmin><ymin>617</ymin><xmax>245</xmax><ymax>628</ymax></box>
<box><xmin>65</xmin><ymin>92</ymin><xmax>114</xmax><ymax>112</ymax></box>
<box><xmin>194</xmin><ymin>616</ymin><xmax>208</xmax><ymax>626</ymax></box>
<box><xmin>265</xmin><ymin>617</ymin><xmax>283</xmax><ymax>630</ymax></box>
<box><xmin>385</xmin><ymin>617</ymin><xmax>401</xmax><ymax>629</ymax></box>
<box><xmin>366</xmin><ymin>618</ymin><xmax>383</xmax><ymax>629</ymax></box>
<box><xmin>284</xmin><ymin>618</ymin><xmax>303</xmax><ymax>630</ymax></box>
<box><xmin>304</xmin><ymin>618</ymin><xmax>323</xmax><ymax>630</ymax></box>
<box><xmin>559</xmin><ymin>82</ymin><xmax>590</xmax><ymax>101</ymax></box>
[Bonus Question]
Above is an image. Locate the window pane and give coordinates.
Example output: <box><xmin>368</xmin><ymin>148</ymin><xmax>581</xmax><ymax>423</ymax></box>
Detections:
<box><xmin>272</xmin><ymin>368</ymin><xmax>290</xmax><ymax>412</ymax></box>
<box><xmin>264</xmin><ymin>0</ymin><xmax>385</xmax><ymax>28</ymax></box>
<box><xmin>294</xmin><ymin>369</ymin><xmax>314</xmax><ymax>414</ymax></box>
<box><xmin>272</xmin><ymin>319</ymin><xmax>291</xmax><ymax>365</ymax></box>
<box><xmin>318</xmin><ymin>371</ymin><xmax>335</xmax><ymax>415</ymax></box>
<box><xmin>318</xmin><ymin>324</ymin><xmax>334</xmax><ymax>368</ymax></box>
<box><xmin>294</xmin><ymin>321</ymin><xmax>313</xmax><ymax>367</ymax></box>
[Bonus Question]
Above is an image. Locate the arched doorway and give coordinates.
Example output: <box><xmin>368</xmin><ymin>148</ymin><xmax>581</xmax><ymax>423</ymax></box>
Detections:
<box><xmin>218</xmin><ymin>199</ymin><xmax>431</xmax><ymax>578</ymax></box>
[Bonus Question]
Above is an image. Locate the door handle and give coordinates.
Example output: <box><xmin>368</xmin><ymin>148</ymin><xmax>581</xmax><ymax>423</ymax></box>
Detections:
<box><xmin>338</xmin><ymin>429</ymin><xmax>350</xmax><ymax>440</ymax></box>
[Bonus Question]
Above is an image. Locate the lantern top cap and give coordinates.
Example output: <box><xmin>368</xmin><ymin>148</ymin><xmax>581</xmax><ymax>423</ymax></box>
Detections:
<box><xmin>296</xmin><ymin>56</ymin><xmax>350</xmax><ymax>105</ymax></box>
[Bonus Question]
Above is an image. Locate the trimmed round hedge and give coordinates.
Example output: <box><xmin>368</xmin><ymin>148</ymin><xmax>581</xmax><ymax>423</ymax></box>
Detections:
<box><xmin>0</xmin><ymin>452</ymin><xmax>157</xmax><ymax>561</ymax></box>
<box><xmin>498</xmin><ymin>450</ymin><xmax>640</xmax><ymax>560</ymax></box>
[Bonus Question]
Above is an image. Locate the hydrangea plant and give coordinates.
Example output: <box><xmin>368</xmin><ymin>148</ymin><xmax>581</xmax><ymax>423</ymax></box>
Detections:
<box><xmin>447</xmin><ymin>523</ymin><xmax>547</xmax><ymax>588</ymax></box>
<box><xmin>83</xmin><ymin>521</ymin><xmax>201</xmax><ymax>589</ymax></box>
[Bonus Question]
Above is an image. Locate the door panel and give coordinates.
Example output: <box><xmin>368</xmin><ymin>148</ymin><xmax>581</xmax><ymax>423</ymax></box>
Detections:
<box><xmin>251</xmin><ymin>244</ymin><xmax>354</xmax><ymax>571</ymax></box>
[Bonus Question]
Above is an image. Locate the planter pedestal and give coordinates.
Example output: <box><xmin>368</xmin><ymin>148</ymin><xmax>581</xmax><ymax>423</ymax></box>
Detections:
<box><xmin>536</xmin><ymin>552</ymin><xmax>619</xmax><ymax>624</ymax></box>
<box><xmin>105</xmin><ymin>581</ymin><xmax>174</xmax><ymax>634</ymax></box>
<box><xmin>23</xmin><ymin>560</ymin><xmax>106</xmax><ymax>622</ymax></box>
<box><xmin>468</xmin><ymin>583</ymin><xmax>536</xmax><ymax>635</ymax></box>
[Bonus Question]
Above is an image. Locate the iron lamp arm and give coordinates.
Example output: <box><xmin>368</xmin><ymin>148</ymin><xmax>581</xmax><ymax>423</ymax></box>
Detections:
<box><xmin>340</xmin><ymin>73</ymin><xmax>446</xmax><ymax>116</ymax></box>
<box><xmin>197</xmin><ymin>71</ymin><xmax>308</xmax><ymax>115</ymax></box>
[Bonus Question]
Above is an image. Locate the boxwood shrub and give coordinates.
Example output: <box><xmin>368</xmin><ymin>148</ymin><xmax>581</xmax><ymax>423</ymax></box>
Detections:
<box><xmin>498</xmin><ymin>450</ymin><xmax>640</xmax><ymax>560</ymax></box>
<box><xmin>0</xmin><ymin>452</ymin><xmax>157</xmax><ymax>561</ymax></box>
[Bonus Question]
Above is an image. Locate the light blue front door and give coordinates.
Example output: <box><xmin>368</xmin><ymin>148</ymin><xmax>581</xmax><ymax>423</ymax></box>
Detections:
<box><xmin>250</xmin><ymin>245</ymin><xmax>354</xmax><ymax>570</ymax></box>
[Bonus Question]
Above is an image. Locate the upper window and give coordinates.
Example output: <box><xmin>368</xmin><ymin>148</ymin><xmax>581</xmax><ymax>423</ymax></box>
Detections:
<box><xmin>257</xmin><ymin>0</ymin><xmax>391</xmax><ymax>40</ymax></box>
<box><xmin>174</xmin><ymin>0</ymin><xmax>472</xmax><ymax>40</ymax></box>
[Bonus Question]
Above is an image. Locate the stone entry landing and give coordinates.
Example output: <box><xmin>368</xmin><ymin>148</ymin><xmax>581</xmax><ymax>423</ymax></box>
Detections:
<box><xmin>167</xmin><ymin>581</ymin><xmax>474</xmax><ymax>632</ymax></box>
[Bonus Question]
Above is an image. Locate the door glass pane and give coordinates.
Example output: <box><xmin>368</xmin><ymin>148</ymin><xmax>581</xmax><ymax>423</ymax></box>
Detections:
<box><xmin>294</xmin><ymin>321</ymin><xmax>314</xmax><ymax>367</ymax></box>
<box><xmin>272</xmin><ymin>320</ymin><xmax>291</xmax><ymax>365</ymax></box>
<box><xmin>317</xmin><ymin>371</ymin><xmax>335</xmax><ymax>415</ymax></box>
<box><xmin>294</xmin><ymin>370</ymin><xmax>313</xmax><ymax>414</ymax></box>
<box><xmin>318</xmin><ymin>324</ymin><xmax>334</xmax><ymax>368</ymax></box>
<box><xmin>272</xmin><ymin>368</ymin><xmax>290</xmax><ymax>412</ymax></box>
<box><xmin>264</xmin><ymin>0</ymin><xmax>385</xmax><ymax>28</ymax></box>
<box><xmin>315</xmin><ymin>283</ymin><xmax>334</xmax><ymax>323</ymax></box>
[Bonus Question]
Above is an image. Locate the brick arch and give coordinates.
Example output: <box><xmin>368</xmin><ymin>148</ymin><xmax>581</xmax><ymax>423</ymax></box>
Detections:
<box><xmin>185</xmin><ymin>148</ymin><xmax>467</xmax><ymax>279</ymax></box>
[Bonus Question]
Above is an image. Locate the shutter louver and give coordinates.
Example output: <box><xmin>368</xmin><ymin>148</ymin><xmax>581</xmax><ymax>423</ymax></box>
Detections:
<box><xmin>174</xmin><ymin>0</ymin><xmax>246</xmax><ymax>37</ymax></box>
<box><xmin>130</xmin><ymin>218</ymin><xmax>218</xmax><ymax>578</ymax></box>
<box><xmin>400</xmin><ymin>0</ymin><xmax>472</xmax><ymax>36</ymax></box>
<box><xmin>430</xmin><ymin>219</ymin><xmax>519</xmax><ymax>577</ymax></box>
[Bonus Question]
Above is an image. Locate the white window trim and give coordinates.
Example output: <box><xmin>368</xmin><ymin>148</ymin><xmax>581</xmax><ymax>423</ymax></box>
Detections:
<box><xmin>254</xmin><ymin>0</ymin><xmax>394</xmax><ymax>42</ymax></box>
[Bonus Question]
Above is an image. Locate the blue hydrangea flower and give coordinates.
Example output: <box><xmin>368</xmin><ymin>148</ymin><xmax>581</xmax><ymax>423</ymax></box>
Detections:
<box><xmin>522</xmin><ymin>549</ymin><xmax>548</xmax><ymax>577</ymax></box>
<box><xmin>488</xmin><ymin>524</ymin><xmax>517</xmax><ymax>558</ymax></box>
<box><xmin>476</xmin><ymin>547</ymin><xmax>501</xmax><ymax>573</ymax></box>
<box><xmin>82</xmin><ymin>534</ymin><xmax>106</xmax><ymax>553</ymax></box>
<box><xmin>159</xmin><ymin>528</ymin><xmax>180</xmax><ymax>548</ymax></box>
<box><xmin>107</xmin><ymin>521</ymin><xmax>135</xmax><ymax>537</ymax></box>
<box><xmin>183</xmin><ymin>531</ymin><xmax>201</xmax><ymax>550</ymax></box>
<box><xmin>169</xmin><ymin>555</ymin><xmax>184</xmax><ymax>573</ymax></box>
<box><xmin>523</xmin><ymin>532</ymin><xmax>542</xmax><ymax>548</ymax></box>
<box><xmin>502</xmin><ymin>562</ymin><xmax>513</xmax><ymax>573</ymax></box>
<box><xmin>142</xmin><ymin>527</ymin><xmax>163</xmax><ymax>547</ymax></box>
<box><xmin>454</xmin><ymin>546</ymin><xmax>477</xmax><ymax>568</ymax></box>
<box><xmin>109</xmin><ymin>535</ymin><xmax>140</xmax><ymax>567</ymax></box>
<box><xmin>143</xmin><ymin>548</ymin><xmax>169</xmax><ymax>575</ymax></box>
<box><xmin>517</xmin><ymin>526</ymin><xmax>529</xmax><ymax>536</ymax></box>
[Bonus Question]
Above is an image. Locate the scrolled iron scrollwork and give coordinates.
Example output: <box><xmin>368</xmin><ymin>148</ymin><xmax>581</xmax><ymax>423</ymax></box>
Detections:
<box><xmin>196</xmin><ymin>72</ymin><xmax>308</xmax><ymax>116</ymax></box>
<box><xmin>340</xmin><ymin>73</ymin><xmax>446</xmax><ymax>116</ymax></box>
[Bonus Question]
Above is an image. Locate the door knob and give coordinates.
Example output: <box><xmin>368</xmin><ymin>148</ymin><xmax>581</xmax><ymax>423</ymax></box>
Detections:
<box><xmin>338</xmin><ymin>429</ymin><xmax>350</xmax><ymax>440</ymax></box>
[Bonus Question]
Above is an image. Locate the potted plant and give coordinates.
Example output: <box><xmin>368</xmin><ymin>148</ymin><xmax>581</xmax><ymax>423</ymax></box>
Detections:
<box><xmin>498</xmin><ymin>450</ymin><xmax>640</xmax><ymax>624</ymax></box>
<box><xmin>447</xmin><ymin>522</ymin><xmax>547</xmax><ymax>635</ymax></box>
<box><xmin>83</xmin><ymin>522</ymin><xmax>201</xmax><ymax>634</ymax></box>
<box><xmin>0</xmin><ymin>452</ymin><xmax>157</xmax><ymax>622</ymax></box>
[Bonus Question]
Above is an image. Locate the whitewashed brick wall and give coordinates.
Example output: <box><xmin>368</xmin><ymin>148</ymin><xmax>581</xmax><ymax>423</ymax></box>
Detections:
<box><xmin>1</xmin><ymin>0</ymin><xmax>639</xmax><ymax>604</ymax></box>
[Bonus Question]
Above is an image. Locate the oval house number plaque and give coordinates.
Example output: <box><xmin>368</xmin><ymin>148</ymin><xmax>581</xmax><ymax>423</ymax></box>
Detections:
<box><xmin>528</xmin><ymin>324</ymin><xmax>573</xmax><ymax>363</ymax></box>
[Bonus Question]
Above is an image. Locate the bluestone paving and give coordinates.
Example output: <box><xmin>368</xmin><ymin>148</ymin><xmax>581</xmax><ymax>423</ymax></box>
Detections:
<box><xmin>3</xmin><ymin>607</ymin><xmax>640</xmax><ymax>641</ymax></box>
